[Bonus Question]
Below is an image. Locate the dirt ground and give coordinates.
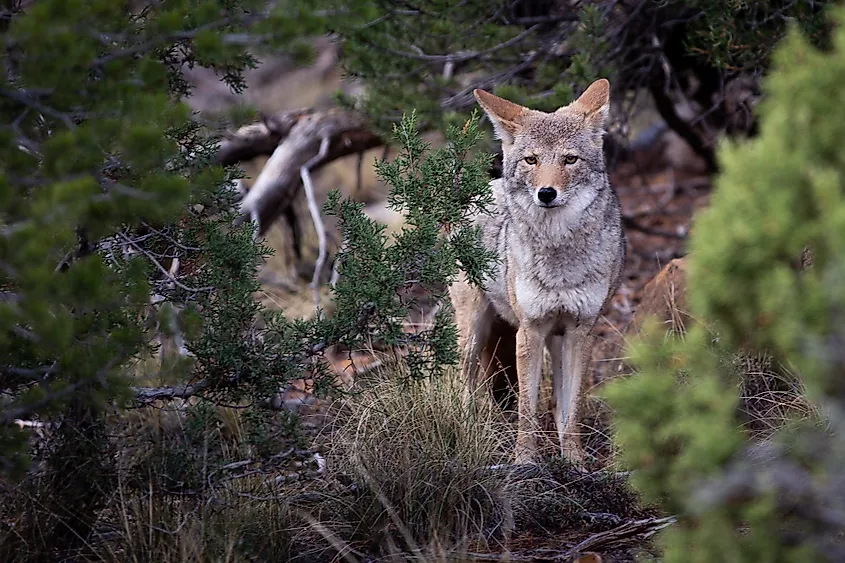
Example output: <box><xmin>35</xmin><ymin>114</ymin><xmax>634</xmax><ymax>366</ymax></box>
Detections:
<box><xmin>593</xmin><ymin>162</ymin><xmax>709</xmax><ymax>380</ymax></box>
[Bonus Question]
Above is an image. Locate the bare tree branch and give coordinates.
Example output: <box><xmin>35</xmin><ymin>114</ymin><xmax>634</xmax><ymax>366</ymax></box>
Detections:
<box><xmin>378</xmin><ymin>24</ymin><xmax>543</xmax><ymax>63</ymax></box>
<box><xmin>216</xmin><ymin>109</ymin><xmax>312</xmax><ymax>166</ymax></box>
<box><xmin>131</xmin><ymin>379</ymin><xmax>212</xmax><ymax>404</ymax></box>
<box><xmin>301</xmin><ymin>135</ymin><xmax>331</xmax><ymax>314</ymax></box>
<box><xmin>117</xmin><ymin>232</ymin><xmax>215</xmax><ymax>293</ymax></box>
<box><xmin>127</xmin><ymin>338</ymin><xmax>332</xmax><ymax>407</ymax></box>
<box><xmin>622</xmin><ymin>215</ymin><xmax>687</xmax><ymax>239</ymax></box>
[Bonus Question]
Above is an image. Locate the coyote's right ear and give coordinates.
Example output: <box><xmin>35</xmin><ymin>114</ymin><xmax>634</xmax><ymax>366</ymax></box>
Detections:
<box><xmin>473</xmin><ymin>89</ymin><xmax>528</xmax><ymax>146</ymax></box>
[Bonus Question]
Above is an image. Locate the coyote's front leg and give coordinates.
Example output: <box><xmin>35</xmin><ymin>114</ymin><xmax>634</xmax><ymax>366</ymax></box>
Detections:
<box><xmin>514</xmin><ymin>324</ymin><xmax>545</xmax><ymax>464</ymax></box>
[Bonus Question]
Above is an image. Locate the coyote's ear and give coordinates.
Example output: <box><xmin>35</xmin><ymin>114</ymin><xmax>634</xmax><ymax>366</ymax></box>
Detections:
<box><xmin>474</xmin><ymin>89</ymin><xmax>528</xmax><ymax>146</ymax></box>
<box><xmin>569</xmin><ymin>78</ymin><xmax>610</xmax><ymax>131</ymax></box>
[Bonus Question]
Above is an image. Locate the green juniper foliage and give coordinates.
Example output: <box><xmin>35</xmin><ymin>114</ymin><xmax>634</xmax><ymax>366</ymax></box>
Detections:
<box><xmin>675</xmin><ymin>0</ymin><xmax>830</xmax><ymax>71</ymax></box>
<box><xmin>0</xmin><ymin>0</ymin><xmax>323</xmax><ymax>480</ymax></box>
<box><xmin>323</xmin><ymin>0</ymin><xmax>833</xmax><ymax>155</ymax></box>
<box><xmin>328</xmin><ymin>0</ymin><xmax>599</xmax><ymax>137</ymax></box>
<box><xmin>326</xmin><ymin>110</ymin><xmax>497</xmax><ymax>380</ymax></box>
<box><xmin>606</xmin><ymin>6</ymin><xmax>845</xmax><ymax>561</ymax></box>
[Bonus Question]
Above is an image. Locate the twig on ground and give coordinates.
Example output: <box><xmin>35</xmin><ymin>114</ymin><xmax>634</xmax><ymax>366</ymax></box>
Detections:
<box><xmin>622</xmin><ymin>216</ymin><xmax>686</xmax><ymax>239</ymax></box>
<box><xmin>563</xmin><ymin>515</ymin><xmax>676</xmax><ymax>557</ymax></box>
<box><xmin>463</xmin><ymin>515</ymin><xmax>676</xmax><ymax>561</ymax></box>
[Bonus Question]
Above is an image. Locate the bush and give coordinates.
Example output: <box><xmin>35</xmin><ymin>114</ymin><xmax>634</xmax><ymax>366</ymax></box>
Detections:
<box><xmin>606</xmin><ymin>6</ymin><xmax>845</xmax><ymax>561</ymax></box>
<box><xmin>298</xmin><ymin>364</ymin><xmax>652</xmax><ymax>560</ymax></box>
<box><xmin>323</xmin><ymin>0</ymin><xmax>832</xmax><ymax>171</ymax></box>
<box><xmin>0</xmin><ymin>1</ymin><xmax>314</xmax><ymax>557</ymax></box>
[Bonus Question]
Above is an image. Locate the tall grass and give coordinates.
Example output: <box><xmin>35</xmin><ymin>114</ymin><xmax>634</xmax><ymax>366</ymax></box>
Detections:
<box><xmin>318</xmin><ymin>366</ymin><xmax>517</xmax><ymax>558</ymax></box>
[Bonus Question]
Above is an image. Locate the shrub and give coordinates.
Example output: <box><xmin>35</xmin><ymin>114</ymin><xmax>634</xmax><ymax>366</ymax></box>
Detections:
<box><xmin>606</xmin><ymin>6</ymin><xmax>845</xmax><ymax>561</ymax></box>
<box><xmin>322</xmin><ymin>0</ymin><xmax>832</xmax><ymax>171</ymax></box>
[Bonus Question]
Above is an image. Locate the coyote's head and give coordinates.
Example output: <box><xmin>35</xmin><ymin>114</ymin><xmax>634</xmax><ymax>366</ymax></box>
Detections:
<box><xmin>474</xmin><ymin>79</ymin><xmax>610</xmax><ymax>213</ymax></box>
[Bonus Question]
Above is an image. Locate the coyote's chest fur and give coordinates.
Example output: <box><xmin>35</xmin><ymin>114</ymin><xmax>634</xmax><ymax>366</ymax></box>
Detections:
<box><xmin>478</xmin><ymin>179</ymin><xmax>621</xmax><ymax>332</ymax></box>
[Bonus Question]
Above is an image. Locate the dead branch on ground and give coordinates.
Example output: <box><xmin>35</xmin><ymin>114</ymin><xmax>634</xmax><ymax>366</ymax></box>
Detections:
<box><xmin>216</xmin><ymin>108</ymin><xmax>383</xmax><ymax>237</ymax></box>
<box><xmin>464</xmin><ymin>515</ymin><xmax>676</xmax><ymax>561</ymax></box>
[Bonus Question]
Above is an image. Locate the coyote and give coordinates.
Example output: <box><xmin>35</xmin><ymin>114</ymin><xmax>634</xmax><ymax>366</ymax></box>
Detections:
<box><xmin>449</xmin><ymin>79</ymin><xmax>626</xmax><ymax>465</ymax></box>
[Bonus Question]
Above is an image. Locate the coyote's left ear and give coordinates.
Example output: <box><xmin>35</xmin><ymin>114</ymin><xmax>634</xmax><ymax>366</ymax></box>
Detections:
<box><xmin>568</xmin><ymin>78</ymin><xmax>610</xmax><ymax>131</ymax></box>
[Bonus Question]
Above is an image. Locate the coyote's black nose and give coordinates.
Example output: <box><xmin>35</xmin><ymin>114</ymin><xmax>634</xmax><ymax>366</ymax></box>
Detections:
<box><xmin>537</xmin><ymin>187</ymin><xmax>557</xmax><ymax>204</ymax></box>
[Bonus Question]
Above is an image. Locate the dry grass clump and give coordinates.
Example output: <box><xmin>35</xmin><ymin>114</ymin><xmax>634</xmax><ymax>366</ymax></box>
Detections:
<box><xmin>102</xmin><ymin>476</ymin><xmax>304</xmax><ymax>563</ymax></box>
<box><xmin>724</xmin><ymin>352</ymin><xmax>819</xmax><ymax>439</ymax></box>
<box><xmin>315</xmin><ymin>365</ymin><xmax>518</xmax><ymax>558</ymax></box>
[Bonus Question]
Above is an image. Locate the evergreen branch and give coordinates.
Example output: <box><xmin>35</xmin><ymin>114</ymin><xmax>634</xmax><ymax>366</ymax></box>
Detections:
<box><xmin>0</xmin><ymin>87</ymin><xmax>75</xmax><ymax>129</ymax></box>
<box><xmin>0</xmin><ymin>352</ymin><xmax>125</xmax><ymax>426</ymax></box>
<box><xmin>91</xmin><ymin>16</ymin><xmax>258</xmax><ymax>67</ymax></box>
<box><xmin>117</xmin><ymin>232</ymin><xmax>215</xmax><ymax>293</ymax></box>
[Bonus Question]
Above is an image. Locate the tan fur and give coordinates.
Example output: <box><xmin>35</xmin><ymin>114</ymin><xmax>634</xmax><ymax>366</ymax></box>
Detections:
<box><xmin>450</xmin><ymin>79</ymin><xmax>626</xmax><ymax>465</ymax></box>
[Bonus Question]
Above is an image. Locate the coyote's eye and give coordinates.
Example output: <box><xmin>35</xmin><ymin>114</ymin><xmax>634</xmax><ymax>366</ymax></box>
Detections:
<box><xmin>563</xmin><ymin>155</ymin><xmax>579</xmax><ymax>165</ymax></box>
<box><xmin>523</xmin><ymin>155</ymin><xmax>538</xmax><ymax>165</ymax></box>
